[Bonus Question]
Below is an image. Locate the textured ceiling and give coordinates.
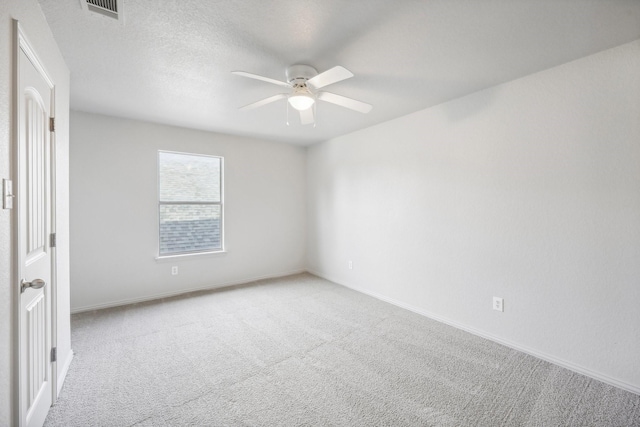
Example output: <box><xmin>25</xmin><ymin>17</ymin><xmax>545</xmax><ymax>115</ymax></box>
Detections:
<box><xmin>38</xmin><ymin>0</ymin><xmax>640</xmax><ymax>145</ymax></box>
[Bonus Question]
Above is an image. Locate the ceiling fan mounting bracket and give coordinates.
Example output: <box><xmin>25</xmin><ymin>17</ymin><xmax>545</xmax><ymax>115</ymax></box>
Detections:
<box><xmin>286</xmin><ymin>64</ymin><xmax>318</xmax><ymax>84</ymax></box>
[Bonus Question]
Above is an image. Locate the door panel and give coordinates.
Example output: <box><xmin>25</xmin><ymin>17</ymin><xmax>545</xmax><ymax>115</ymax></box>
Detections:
<box><xmin>26</xmin><ymin>293</ymin><xmax>46</xmax><ymax>406</ymax></box>
<box><xmin>25</xmin><ymin>90</ymin><xmax>47</xmax><ymax>260</ymax></box>
<box><xmin>18</xmin><ymin>35</ymin><xmax>53</xmax><ymax>427</ymax></box>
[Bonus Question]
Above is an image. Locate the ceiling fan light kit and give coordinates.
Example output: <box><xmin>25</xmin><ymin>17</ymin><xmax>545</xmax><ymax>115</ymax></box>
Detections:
<box><xmin>232</xmin><ymin>64</ymin><xmax>372</xmax><ymax>126</ymax></box>
<box><xmin>288</xmin><ymin>95</ymin><xmax>315</xmax><ymax>111</ymax></box>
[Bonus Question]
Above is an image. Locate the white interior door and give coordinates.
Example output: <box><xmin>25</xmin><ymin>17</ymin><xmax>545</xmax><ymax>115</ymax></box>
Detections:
<box><xmin>17</xmin><ymin>28</ymin><xmax>55</xmax><ymax>427</ymax></box>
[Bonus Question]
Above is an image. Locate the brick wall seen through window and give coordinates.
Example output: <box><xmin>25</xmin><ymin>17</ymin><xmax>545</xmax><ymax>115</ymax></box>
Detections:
<box><xmin>158</xmin><ymin>151</ymin><xmax>223</xmax><ymax>256</ymax></box>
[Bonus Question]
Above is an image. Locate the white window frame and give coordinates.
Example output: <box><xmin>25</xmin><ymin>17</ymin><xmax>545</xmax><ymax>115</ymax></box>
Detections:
<box><xmin>157</xmin><ymin>150</ymin><xmax>224</xmax><ymax>259</ymax></box>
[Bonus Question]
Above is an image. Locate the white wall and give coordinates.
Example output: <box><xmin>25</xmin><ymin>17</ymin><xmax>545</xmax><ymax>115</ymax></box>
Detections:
<box><xmin>1</xmin><ymin>1</ymin><xmax>71</xmax><ymax>424</ymax></box>
<box><xmin>307</xmin><ymin>40</ymin><xmax>640</xmax><ymax>392</ymax></box>
<box><xmin>70</xmin><ymin>111</ymin><xmax>306</xmax><ymax>311</ymax></box>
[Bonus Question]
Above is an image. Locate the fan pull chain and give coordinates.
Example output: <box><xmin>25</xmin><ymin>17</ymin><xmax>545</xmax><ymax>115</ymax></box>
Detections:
<box><xmin>313</xmin><ymin>101</ymin><xmax>317</xmax><ymax>128</ymax></box>
<box><xmin>286</xmin><ymin>100</ymin><xmax>291</xmax><ymax>126</ymax></box>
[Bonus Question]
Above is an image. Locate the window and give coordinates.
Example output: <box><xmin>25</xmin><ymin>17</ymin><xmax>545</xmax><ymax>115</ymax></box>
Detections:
<box><xmin>158</xmin><ymin>151</ymin><xmax>223</xmax><ymax>256</ymax></box>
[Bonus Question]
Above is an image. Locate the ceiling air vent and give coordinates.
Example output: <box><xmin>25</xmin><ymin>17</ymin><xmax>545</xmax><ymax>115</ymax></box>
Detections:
<box><xmin>81</xmin><ymin>0</ymin><xmax>123</xmax><ymax>21</ymax></box>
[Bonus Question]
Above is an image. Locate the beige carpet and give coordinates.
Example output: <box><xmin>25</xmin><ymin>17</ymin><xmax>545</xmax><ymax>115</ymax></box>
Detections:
<box><xmin>45</xmin><ymin>273</ymin><xmax>640</xmax><ymax>426</ymax></box>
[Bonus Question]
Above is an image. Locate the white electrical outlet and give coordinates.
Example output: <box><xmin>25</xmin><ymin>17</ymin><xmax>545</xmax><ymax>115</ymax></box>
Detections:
<box><xmin>348</xmin><ymin>260</ymin><xmax>353</xmax><ymax>270</ymax></box>
<box><xmin>493</xmin><ymin>297</ymin><xmax>504</xmax><ymax>312</ymax></box>
<box><xmin>171</xmin><ymin>266</ymin><xmax>178</xmax><ymax>275</ymax></box>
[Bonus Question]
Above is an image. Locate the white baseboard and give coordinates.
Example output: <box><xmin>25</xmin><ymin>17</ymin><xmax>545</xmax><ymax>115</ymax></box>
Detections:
<box><xmin>71</xmin><ymin>269</ymin><xmax>306</xmax><ymax>314</ymax></box>
<box><xmin>57</xmin><ymin>350</ymin><xmax>74</xmax><ymax>396</ymax></box>
<box><xmin>307</xmin><ymin>269</ymin><xmax>640</xmax><ymax>396</ymax></box>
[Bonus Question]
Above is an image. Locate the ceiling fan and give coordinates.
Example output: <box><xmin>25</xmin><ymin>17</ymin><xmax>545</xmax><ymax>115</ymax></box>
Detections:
<box><xmin>232</xmin><ymin>64</ymin><xmax>372</xmax><ymax>126</ymax></box>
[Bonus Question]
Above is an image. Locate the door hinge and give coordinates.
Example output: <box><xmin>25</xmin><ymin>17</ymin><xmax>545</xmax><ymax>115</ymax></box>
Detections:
<box><xmin>50</xmin><ymin>233</ymin><xmax>56</xmax><ymax>248</ymax></box>
<box><xmin>49</xmin><ymin>117</ymin><xmax>55</xmax><ymax>132</ymax></box>
<box><xmin>51</xmin><ymin>347</ymin><xmax>57</xmax><ymax>363</ymax></box>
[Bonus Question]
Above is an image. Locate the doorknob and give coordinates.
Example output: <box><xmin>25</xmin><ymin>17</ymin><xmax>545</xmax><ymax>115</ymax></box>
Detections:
<box><xmin>21</xmin><ymin>278</ymin><xmax>45</xmax><ymax>293</ymax></box>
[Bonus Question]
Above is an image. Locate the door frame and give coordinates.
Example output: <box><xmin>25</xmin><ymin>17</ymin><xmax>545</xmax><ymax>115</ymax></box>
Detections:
<box><xmin>12</xmin><ymin>20</ymin><xmax>58</xmax><ymax>426</ymax></box>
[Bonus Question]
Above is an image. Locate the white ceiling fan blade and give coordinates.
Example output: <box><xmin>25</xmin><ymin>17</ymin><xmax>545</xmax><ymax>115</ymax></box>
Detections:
<box><xmin>318</xmin><ymin>92</ymin><xmax>372</xmax><ymax>113</ymax></box>
<box><xmin>307</xmin><ymin>66</ymin><xmax>353</xmax><ymax>89</ymax></box>
<box><xmin>239</xmin><ymin>94</ymin><xmax>286</xmax><ymax>111</ymax></box>
<box><xmin>232</xmin><ymin>71</ymin><xmax>291</xmax><ymax>88</ymax></box>
<box><xmin>299</xmin><ymin>107</ymin><xmax>315</xmax><ymax>125</ymax></box>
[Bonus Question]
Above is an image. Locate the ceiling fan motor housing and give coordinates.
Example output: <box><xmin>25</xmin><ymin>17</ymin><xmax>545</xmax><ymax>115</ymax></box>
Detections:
<box><xmin>286</xmin><ymin>64</ymin><xmax>318</xmax><ymax>87</ymax></box>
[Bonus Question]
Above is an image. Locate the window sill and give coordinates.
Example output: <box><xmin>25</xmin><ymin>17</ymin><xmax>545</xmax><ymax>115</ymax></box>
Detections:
<box><xmin>155</xmin><ymin>250</ymin><xmax>227</xmax><ymax>262</ymax></box>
